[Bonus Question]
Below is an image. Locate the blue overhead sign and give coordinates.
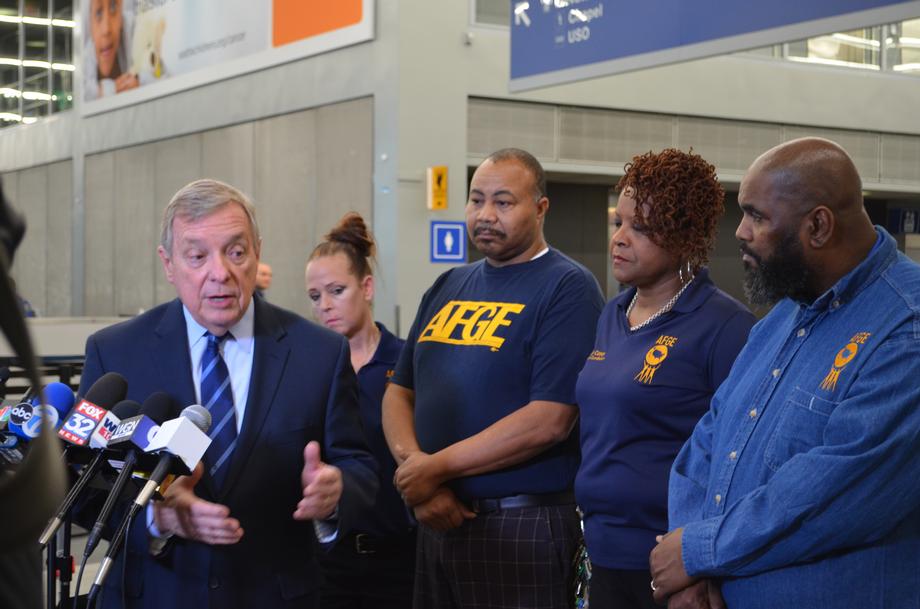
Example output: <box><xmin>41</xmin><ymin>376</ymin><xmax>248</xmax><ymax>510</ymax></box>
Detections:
<box><xmin>510</xmin><ymin>0</ymin><xmax>920</xmax><ymax>91</ymax></box>
<box><xmin>430</xmin><ymin>221</ymin><xmax>467</xmax><ymax>263</ymax></box>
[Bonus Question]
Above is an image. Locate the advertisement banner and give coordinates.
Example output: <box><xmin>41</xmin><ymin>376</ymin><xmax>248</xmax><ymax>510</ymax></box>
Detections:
<box><xmin>82</xmin><ymin>0</ymin><xmax>373</xmax><ymax>113</ymax></box>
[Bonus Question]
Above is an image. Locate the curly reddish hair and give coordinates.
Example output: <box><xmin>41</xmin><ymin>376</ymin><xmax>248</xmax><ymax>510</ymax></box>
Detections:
<box><xmin>616</xmin><ymin>148</ymin><xmax>725</xmax><ymax>270</ymax></box>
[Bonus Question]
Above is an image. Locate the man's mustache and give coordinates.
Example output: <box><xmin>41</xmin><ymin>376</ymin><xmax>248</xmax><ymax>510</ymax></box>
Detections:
<box><xmin>739</xmin><ymin>244</ymin><xmax>761</xmax><ymax>264</ymax></box>
<box><xmin>474</xmin><ymin>226</ymin><xmax>506</xmax><ymax>239</ymax></box>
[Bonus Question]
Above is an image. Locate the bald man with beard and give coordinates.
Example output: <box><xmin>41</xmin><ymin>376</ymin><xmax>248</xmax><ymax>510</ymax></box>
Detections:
<box><xmin>650</xmin><ymin>138</ymin><xmax>920</xmax><ymax>609</ymax></box>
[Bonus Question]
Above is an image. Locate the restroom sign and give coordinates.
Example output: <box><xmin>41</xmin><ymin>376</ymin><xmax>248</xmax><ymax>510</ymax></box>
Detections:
<box><xmin>430</xmin><ymin>221</ymin><xmax>466</xmax><ymax>263</ymax></box>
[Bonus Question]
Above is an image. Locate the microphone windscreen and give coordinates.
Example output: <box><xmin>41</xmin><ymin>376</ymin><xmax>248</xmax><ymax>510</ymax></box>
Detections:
<box><xmin>139</xmin><ymin>392</ymin><xmax>176</xmax><ymax>424</ymax></box>
<box><xmin>110</xmin><ymin>401</ymin><xmax>140</xmax><ymax>419</ymax></box>
<box><xmin>12</xmin><ymin>382</ymin><xmax>74</xmax><ymax>439</ymax></box>
<box><xmin>181</xmin><ymin>405</ymin><xmax>211</xmax><ymax>433</ymax></box>
<box><xmin>33</xmin><ymin>382</ymin><xmax>75</xmax><ymax>417</ymax></box>
<box><xmin>82</xmin><ymin>372</ymin><xmax>128</xmax><ymax>410</ymax></box>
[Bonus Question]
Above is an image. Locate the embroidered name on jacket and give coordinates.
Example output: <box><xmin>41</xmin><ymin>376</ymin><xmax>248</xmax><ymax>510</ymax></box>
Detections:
<box><xmin>820</xmin><ymin>331</ymin><xmax>871</xmax><ymax>391</ymax></box>
<box><xmin>418</xmin><ymin>301</ymin><xmax>525</xmax><ymax>351</ymax></box>
<box><xmin>635</xmin><ymin>334</ymin><xmax>678</xmax><ymax>384</ymax></box>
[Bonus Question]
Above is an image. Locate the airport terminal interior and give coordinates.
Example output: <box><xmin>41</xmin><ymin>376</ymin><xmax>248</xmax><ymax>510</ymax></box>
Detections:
<box><xmin>1</xmin><ymin>0</ymin><xmax>919</xmax><ymax>336</ymax></box>
<box><xmin>2</xmin><ymin>0</ymin><xmax>920</xmax><ymax>605</ymax></box>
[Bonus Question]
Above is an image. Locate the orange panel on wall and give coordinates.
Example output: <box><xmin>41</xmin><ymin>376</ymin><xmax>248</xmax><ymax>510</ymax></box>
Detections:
<box><xmin>273</xmin><ymin>0</ymin><xmax>363</xmax><ymax>47</ymax></box>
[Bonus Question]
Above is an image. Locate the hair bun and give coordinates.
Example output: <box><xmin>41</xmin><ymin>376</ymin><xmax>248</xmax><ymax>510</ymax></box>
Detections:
<box><xmin>326</xmin><ymin>212</ymin><xmax>375</xmax><ymax>260</ymax></box>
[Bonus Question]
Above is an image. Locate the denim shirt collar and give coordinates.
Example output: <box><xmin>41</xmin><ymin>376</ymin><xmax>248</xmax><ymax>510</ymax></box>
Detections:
<box><xmin>804</xmin><ymin>226</ymin><xmax>896</xmax><ymax>313</ymax></box>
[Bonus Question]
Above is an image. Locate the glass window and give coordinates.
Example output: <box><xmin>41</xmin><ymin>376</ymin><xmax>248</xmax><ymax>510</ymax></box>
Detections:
<box><xmin>23</xmin><ymin>22</ymin><xmax>47</xmax><ymax>60</ymax></box>
<box><xmin>887</xmin><ymin>18</ymin><xmax>920</xmax><ymax>74</ymax></box>
<box><xmin>788</xmin><ymin>27</ymin><xmax>882</xmax><ymax>70</ymax></box>
<box><xmin>22</xmin><ymin>66</ymin><xmax>49</xmax><ymax>120</ymax></box>
<box><xmin>475</xmin><ymin>0</ymin><xmax>510</xmax><ymax>27</ymax></box>
<box><xmin>0</xmin><ymin>0</ymin><xmax>73</xmax><ymax>128</ymax></box>
<box><xmin>52</xmin><ymin>1</ymin><xmax>73</xmax><ymax>111</ymax></box>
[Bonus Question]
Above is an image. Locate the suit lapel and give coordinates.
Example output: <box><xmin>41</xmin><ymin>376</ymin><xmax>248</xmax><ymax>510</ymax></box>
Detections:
<box><xmin>219</xmin><ymin>297</ymin><xmax>290</xmax><ymax>497</ymax></box>
<box><xmin>151</xmin><ymin>299</ymin><xmax>197</xmax><ymax>409</ymax></box>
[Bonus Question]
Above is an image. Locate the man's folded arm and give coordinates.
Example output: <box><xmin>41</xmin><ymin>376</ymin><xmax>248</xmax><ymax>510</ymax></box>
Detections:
<box><xmin>681</xmin><ymin>336</ymin><xmax>920</xmax><ymax>578</ymax></box>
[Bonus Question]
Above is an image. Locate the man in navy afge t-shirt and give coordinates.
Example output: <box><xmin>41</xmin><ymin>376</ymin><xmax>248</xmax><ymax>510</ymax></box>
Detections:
<box><xmin>383</xmin><ymin>148</ymin><xmax>604</xmax><ymax>608</ymax></box>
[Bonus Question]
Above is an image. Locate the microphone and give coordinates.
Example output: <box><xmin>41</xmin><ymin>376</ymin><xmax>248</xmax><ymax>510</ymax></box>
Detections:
<box><xmin>89</xmin><ymin>407</ymin><xmax>124</xmax><ymax>450</ymax></box>
<box><xmin>74</xmin><ymin>372</ymin><xmax>128</xmax><ymax>421</ymax></box>
<box><xmin>18</xmin><ymin>382</ymin><xmax>74</xmax><ymax>439</ymax></box>
<box><xmin>83</xmin><ymin>393</ymin><xmax>176</xmax><ymax>558</ymax></box>
<box><xmin>90</xmin><ymin>405</ymin><xmax>211</xmax><ymax>593</ymax></box>
<box><xmin>4</xmin><ymin>382</ymin><xmax>41</xmax><ymax>437</ymax></box>
<box><xmin>37</xmin><ymin>400</ymin><xmax>139</xmax><ymax>546</ymax></box>
<box><xmin>106</xmin><ymin>395</ymin><xmax>172</xmax><ymax>454</ymax></box>
<box><xmin>59</xmin><ymin>372</ymin><xmax>129</xmax><ymax>460</ymax></box>
<box><xmin>143</xmin><ymin>404</ymin><xmax>212</xmax><ymax>475</ymax></box>
<box><xmin>58</xmin><ymin>398</ymin><xmax>110</xmax><ymax>449</ymax></box>
<box><xmin>5</xmin><ymin>400</ymin><xmax>34</xmax><ymax>439</ymax></box>
<box><xmin>0</xmin><ymin>401</ymin><xmax>11</xmax><ymax>430</ymax></box>
<box><xmin>0</xmin><ymin>382</ymin><xmax>74</xmax><ymax>463</ymax></box>
<box><xmin>37</xmin><ymin>374</ymin><xmax>129</xmax><ymax>546</ymax></box>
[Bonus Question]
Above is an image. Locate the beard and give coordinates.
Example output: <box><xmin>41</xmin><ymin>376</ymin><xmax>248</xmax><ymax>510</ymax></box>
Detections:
<box><xmin>741</xmin><ymin>229</ymin><xmax>814</xmax><ymax>307</ymax></box>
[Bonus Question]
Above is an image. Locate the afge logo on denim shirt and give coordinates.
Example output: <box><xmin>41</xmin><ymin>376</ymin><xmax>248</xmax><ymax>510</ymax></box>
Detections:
<box><xmin>820</xmin><ymin>332</ymin><xmax>871</xmax><ymax>392</ymax></box>
<box><xmin>635</xmin><ymin>334</ymin><xmax>678</xmax><ymax>384</ymax></box>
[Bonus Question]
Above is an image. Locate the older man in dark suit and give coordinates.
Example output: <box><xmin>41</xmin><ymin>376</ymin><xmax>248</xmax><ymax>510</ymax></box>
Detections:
<box><xmin>79</xmin><ymin>179</ymin><xmax>377</xmax><ymax>609</ymax></box>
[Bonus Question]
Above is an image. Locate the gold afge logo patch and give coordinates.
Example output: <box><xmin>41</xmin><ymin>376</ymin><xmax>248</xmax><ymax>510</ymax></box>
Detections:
<box><xmin>820</xmin><ymin>332</ymin><xmax>871</xmax><ymax>392</ymax></box>
<box><xmin>635</xmin><ymin>335</ymin><xmax>678</xmax><ymax>384</ymax></box>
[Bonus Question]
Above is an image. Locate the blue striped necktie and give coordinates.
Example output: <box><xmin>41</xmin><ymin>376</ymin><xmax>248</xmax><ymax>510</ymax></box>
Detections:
<box><xmin>201</xmin><ymin>331</ymin><xmax>237</xmax><ymax>490</ymax></box>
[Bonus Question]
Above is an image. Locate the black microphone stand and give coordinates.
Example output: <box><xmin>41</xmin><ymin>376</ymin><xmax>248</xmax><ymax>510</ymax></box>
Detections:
<box><xmin>45</xmin><ymin>526</ymin><xmax>56</xmax><ymax>609</ymax></box>
<box><xmin>45</xmin><ymin>514</ymin><xmax>76</xmax><ymax>609</ymax></box>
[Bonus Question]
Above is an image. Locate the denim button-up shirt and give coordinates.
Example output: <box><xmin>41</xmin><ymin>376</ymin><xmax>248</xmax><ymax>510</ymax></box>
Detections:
<box><xmin>669</xmin><ymin>228</ymin><xmax>920</xmax><ymax>609</ymax></box>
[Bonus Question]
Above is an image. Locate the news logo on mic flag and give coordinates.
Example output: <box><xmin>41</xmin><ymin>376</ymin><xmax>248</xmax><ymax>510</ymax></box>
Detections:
<box><xmin>59</xmin><ymin>400</ymin><xmax>108</xmax><ymax>446</ymax></box>
<box><xmin>110</xmin><ymin>415</ymin><xmax>160</xmax><ymax>450</ymax></box>
<box><xmin>90</xmin><ymin>410</ymin><xmax>122</xmax><ymax>449</ymax></box>
<box><xmin>8</xmin><ymin>401</ymin><xmax>33</xmax><ymax>427</ymax></box>
<box><xmin>22</xmin><ymin>405</ymin><xmax>61</xmax><ymax>438</ymax></box>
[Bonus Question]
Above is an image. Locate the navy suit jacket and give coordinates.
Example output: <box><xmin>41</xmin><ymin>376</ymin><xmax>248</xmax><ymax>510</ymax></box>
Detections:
<box><xmin>78</xmin><ymin>297</ymin><xmax>377</xmax><ymax>609</ymax></box>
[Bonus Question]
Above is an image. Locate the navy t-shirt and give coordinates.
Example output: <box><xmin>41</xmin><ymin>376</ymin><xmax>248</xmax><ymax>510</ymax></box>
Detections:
<box><xmin>574</xmin><ymin>269</ymin><xmax>755</xmax><ymax>569</ymax></box>
<box><xmin>354</xmin><ymin>322</ymin><xmax>415</xmax><ymax>537</ymax></box>
<box><xmin>392</xmin><ymin>249</ymin><xmax>604</xmax><ymax>500</ymax></box>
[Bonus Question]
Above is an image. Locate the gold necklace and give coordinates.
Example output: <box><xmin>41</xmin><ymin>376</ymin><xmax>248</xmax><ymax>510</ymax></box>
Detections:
<box><xmin>627</xmin><ymin>278</ymin><xmax>693</xmax><ymax>332</ymax></box>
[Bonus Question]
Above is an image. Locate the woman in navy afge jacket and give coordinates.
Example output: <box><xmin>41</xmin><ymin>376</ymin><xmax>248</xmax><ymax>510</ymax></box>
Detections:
<box><xmin>575</xmin><ymin>149</ymin><xmax>756</xmax><ymax>609</ymax></box>
<box><xmin>305</xmin><ymin>212</ymin><xmax>414</xmax><ymax>609</ymax></box>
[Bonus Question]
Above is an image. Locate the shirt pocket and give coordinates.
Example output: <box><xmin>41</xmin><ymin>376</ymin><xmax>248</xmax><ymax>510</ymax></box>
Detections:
<box><xmin>764</xmin><ymin>387</ymin><xmax>838</xmax><ymax>472</ymax></box>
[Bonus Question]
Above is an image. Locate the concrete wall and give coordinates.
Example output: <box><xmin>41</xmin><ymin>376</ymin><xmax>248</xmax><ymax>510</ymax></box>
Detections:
<box><xmin>2</xmin><ymin>160</ymin><xmax>73</xmax><ymax>316</ymax></box>
<box><xmin>80</xmin><ymin>99</ymin><xmax>373</xmax><ymax>320</ymax></box>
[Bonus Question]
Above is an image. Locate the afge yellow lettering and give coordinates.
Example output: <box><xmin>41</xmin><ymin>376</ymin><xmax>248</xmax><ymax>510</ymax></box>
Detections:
<box><xmin>418</xmin><ymin>301</ymin><xmax>525</xmax><ymax>351</ymax></box>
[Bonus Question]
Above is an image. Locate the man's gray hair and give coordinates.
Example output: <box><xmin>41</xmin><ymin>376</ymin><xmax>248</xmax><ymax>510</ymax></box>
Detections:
<box><xmin>160</xmin><ymin>179</ymin><xmax>260</xmax><ymax>254</ymax></box>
